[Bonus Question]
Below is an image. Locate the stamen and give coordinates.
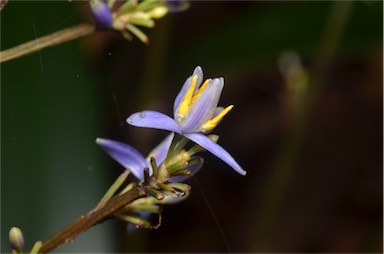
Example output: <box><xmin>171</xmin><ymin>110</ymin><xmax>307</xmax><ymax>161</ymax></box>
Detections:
<box><xmin>201</xmin><ymin>105</ymin><xmax>234</xmax><ymax>132</ymax></box>
<box><xmin>191</xmin><ymin>79</ymin><xmax>211</xmax><ymax>104</ymax></box>
<box><xmin>178</xmin><ymin>75</ymin><xmax>198</xmax><ymax>117</ymax></box>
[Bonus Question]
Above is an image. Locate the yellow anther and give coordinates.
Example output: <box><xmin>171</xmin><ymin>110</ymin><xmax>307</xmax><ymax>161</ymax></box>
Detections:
<box><xmin>201</xmin><ymin>105</ymin><xmax>234</xmax><ymax>132</ymax></box>
<box><xmin>191</xmin><ymin>79</ymin><xmax>211</xmax><ymax>104</ymax></box>
<box><xmin>178</xmin><ymin>75</ymin><xmax>198</xmax><ymax>117</ymax></box>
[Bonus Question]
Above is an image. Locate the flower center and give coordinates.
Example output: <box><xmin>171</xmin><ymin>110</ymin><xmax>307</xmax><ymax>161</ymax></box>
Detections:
<box><xmin>177</xmin><ymin>76</ymin><xmax>210</xmax><ymax>122</ymax></box>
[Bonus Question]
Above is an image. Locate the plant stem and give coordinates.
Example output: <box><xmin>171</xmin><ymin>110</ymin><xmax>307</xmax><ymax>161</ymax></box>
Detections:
<box><xmin>0</xmin><ymin>23</ymin><xmax>95</xmax><ymax>63</ymax></box>
<box><xmin>38</xmin><ymin>184</ymin><xmax>147</xmax><ymax>253</ymax></box>
<box><xmin>95</xmin><ymin>170</ymin><xmax>131</xmax><ymax>210</ymax></box>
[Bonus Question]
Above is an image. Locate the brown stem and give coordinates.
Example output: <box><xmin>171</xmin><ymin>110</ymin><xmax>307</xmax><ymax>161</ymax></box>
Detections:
<box><xmin>0</xmin><ymin>23</ymin><xmax>95</xmax><ymax>63</ymax></box>
<box><xmin>38</xmin><ymin>184</ymin><xmax>147</xmax><ymax>253</ymax></box>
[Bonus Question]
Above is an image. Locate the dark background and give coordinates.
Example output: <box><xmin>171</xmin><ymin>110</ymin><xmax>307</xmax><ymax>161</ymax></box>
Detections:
<box><xmin>1</xmin><ymin>1</ymin><xmax>382</xmax><ymax>253</ymax></box>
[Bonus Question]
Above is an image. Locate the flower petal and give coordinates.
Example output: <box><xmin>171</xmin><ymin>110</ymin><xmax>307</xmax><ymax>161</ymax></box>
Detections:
<box><xmin>145</xmin><ymin>133</ymin><xmax>175</xmax><ymax>165</ymax></box>
<box><xmin>90</xmin><ymin>0</ymin><xmax>113</xmax><ymax>28</ymax></box>
<box><xmin>173</xmin><ymin>66</ymin><xmax>204</xmax><ymax>116</ymax></box>
<box><xmin>127</xmin><ymin>111</ymin><xmax>182</xmax><ymax>134</ymax></box>
<box><xmin>96</xmin><ymin>138</ymin><xmax>148</xmax><ymax>180</ymax></box>
<box><xmin>181</xmin><ymin>78</ymin><xmax>224</xmax><ymax>133</ymax></box>
<box><xmin>165</xmin><ymin>0</ymin><xmax>190</xmax><ymax>13</ymax></box>
<box><xmin>184</xmin><ymin>133</ymin><xmax>246</xmax><ymax>176</ymax></box>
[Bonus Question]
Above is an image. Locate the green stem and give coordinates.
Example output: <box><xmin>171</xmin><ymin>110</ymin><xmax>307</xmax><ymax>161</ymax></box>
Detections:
<box><xmin>30</xmin><ymin>241</ymin><xmax>42</xmax><ymax>254</ymax></box>
<box><xmin>0</xmin><ymin>23</ymin><xmax>95</xmax><ymax>63</ymax></box>
<box><xmin>165</xmin><ymin>134</ymin><xmax>179</xmax><ymax>163</ymax></box>
<box><xmin>173</xmin><ymin>136</ymin><xmax>189</xmax><ymax>155</ymax></box>
<box><xmin>37</xmin><ymin>184</ymin><xmax>147</xmax><ymax>253</ymax></box>
<box><xmin>95</xmin><ymin>170</ymin><xmax>130</xmax><ymax>210</ymax></box>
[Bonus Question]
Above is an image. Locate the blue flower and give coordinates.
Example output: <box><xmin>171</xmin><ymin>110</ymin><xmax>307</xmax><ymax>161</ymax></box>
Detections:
<box><xmin>126</xmin><ymin>66</ymin><xmax>246</xmax><ymax>176</ymax></box>
<box><xmin>89</xmin><ymin>0</ymin><xmax>188</xmax><ymax>43</ymax></box>
<box><xmin>90</xmin><ymin>0</ymin><xmax>114</xmax><ymax>28</ymax></box>
<box><xmin>96</xmin><ymin>133</ymin><xmax>201</xmax><ymax>181</ymax></box>
<box><xmin>165</xmin><ymin>0</ymin><xmax>190</xmax><ymax>13</ymax></box>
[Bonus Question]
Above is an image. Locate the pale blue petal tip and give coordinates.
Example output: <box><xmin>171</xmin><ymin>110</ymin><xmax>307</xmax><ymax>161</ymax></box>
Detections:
<box><xmin>127</xmin><ymin>111</ymin><xmax>182</xmax><ymax>134</ymax></box>
<box><xmin>185</xmin><ymin>133</ymin><xmax>247</xmax><ymax>176</ymax></box>
<box><xmin>96</xmin><ymin>137</ymin><xmax>148</xmax><ymax>180</ymax></box>
<box><xmin>165</xmin><ymin>0</ymin><xmax>190</xmax><ymax>13</ymax></box>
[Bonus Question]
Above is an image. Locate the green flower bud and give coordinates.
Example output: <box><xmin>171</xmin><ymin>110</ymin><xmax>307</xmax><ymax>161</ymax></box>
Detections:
<box><xmin>9</xmin><ymin>227</ymin><xmax>24</xmax><ymax>251</ymax></box>
<box><xmin>149</xmin><ymin>5</ymin><xmax>168</xmax><ymax>19</ymax></box>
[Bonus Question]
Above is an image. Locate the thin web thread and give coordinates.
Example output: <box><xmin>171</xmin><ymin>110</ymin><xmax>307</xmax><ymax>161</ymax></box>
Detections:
<box><xmin>31</xmin><ymin>21</ymin><xmax>45</xmax><ymax>74</ymax></box>
<box><xmin>193</xmin><ymin>176</ymin><xmax>232</xmax><ymax>253</ymax></box>
<box><xmin>103</xmin><ymin>57</ymin><xmax>130</xmax><ymax>143</ymax></box>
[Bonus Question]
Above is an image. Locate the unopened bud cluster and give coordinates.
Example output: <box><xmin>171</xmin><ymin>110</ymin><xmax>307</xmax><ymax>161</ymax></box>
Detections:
<box><xmin>90</xmin><ymin>0</ymin><xmax>189</xmax><ymax>43</ymax></box>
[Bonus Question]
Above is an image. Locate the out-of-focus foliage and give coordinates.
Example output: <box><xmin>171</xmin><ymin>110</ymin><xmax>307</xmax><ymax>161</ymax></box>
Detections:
<box><xmin>1</xmin><ymin>1</ymin><xmax>382</xmax><ymax>253</ymax></box>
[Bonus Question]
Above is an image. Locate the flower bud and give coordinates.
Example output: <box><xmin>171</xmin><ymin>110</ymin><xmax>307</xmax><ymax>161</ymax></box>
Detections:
<box><xmin>159</xmin><ymin>190</ymin><xmax>190</xmax><ymax>204</ymax></box>
<box><xmin>9</xmin><ymin>227</ymin><xmax>24</xmax><ymax>251</ymax></box>
<box><xmin>208</xmin><ymin>134</ymin><xmax>219</xmax><ymax>143</ymax></box>
<box><xmin>165</xmin><ymin>150</ymin><xmax>191</xmax><ymax>173</ymax></box>
<box><xmin>149</xmin><ymin>6</ymin><xmax>168</xmax><ymax>19</ymax></box>
<box><xmin>90</xmin><ymin>0</ymin><xmax>113</xmax><ymax>28</ymax></box>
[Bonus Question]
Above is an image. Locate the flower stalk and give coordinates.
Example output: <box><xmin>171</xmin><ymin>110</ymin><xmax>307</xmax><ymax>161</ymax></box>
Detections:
<box><xmin>1</xmin><ymin>0</ymin><xmax>190</xmax><ymax>63</ymax></box>
<box><xmin>95</xmin><ymin>170</ymin><xmax>131</xmax><ymax>210</ymax></box>
<box><xmin>37</xmin><ymin>184</ymin><xmax>146</xmax><ymax>253</ymax></box>
<box><xmin>0</xmin><ymin>23</ymin><xmax>95</xmax><ymax>63</ymax></box>
<box><xmin>28</xmin><ymin>128</ymin><xmax>203</xmax><ymax>253</ymax></box>
<box><xmin>9</xmin><ymin>65</ymin><xmax>244</xmax><ymax>253</ymax></box>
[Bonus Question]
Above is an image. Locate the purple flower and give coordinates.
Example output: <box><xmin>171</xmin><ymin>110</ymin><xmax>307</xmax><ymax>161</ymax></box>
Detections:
<box><xmin>96</xmin><ymin>133</ymin><xmax>201</xmax><ymax>181</ymax></box>
<box><xmin>90</xmin><ymin>0</ymin><xmax>113</xmax><ymax>28</ymax></box>
<box><xmin>126</xmin><ymin>66</ymin><xmax>246</xmax><ymax>176</ymax></box>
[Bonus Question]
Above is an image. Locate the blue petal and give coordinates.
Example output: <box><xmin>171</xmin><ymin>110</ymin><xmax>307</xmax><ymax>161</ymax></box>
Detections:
<box><xmin>181</xmin><ymin>78</ymin><xmax>224</xmax><ymax>133</ymax></box>
<box><xmin>146</xmin><ymin>133</ymin><xmax>175</xmax><ymax>165</ymax></box>
<box><xmin>165</xmin><ymin>0</ymin><xmax>190</xmax><ymax>13</ymax></box>
<box><xmin>90</xmin><ymin>0</ymin><xmax>113</xmax><ymax>28</ymax></box>
<box><xmin>96</xmin><ymin>138</ymin><xmax>148</xmax><ymax>180</ymax></box>
<box><xmin>184</xmin><ymin>133</ymin><xmax>246</xmax><ymax>176</ymax></box>
<box><xmin>127</xmin><ymin>111</ymin><xmax>182</xmax><ymax>134</ymax></box>
<box><xmin>173</xmin><ymin>66</ymin><xmax>204</xmax><ymax>116</ymax></box>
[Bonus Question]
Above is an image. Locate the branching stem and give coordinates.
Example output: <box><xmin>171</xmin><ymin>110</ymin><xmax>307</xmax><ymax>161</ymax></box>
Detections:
<box><xmin>37</xmin><ymin>184</ymin><xmax>147</xmax><ymax>253</ymax></box>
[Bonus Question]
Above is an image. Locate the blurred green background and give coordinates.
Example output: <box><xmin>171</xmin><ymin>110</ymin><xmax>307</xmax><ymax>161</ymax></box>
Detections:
<box><xmin>1</xmin><ymin>1</ymin><xmax>382</xmax><ymax>253</ymax></box>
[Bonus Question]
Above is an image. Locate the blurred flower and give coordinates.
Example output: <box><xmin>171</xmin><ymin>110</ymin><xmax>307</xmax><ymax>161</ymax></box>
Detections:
<box><xmin>127</xmin><ymin>66</ymin><xmax>246</xmax><ymax>176</ymax></box>
<box><xmin>0</xmin><ymin>0</ymin><xmax>9</xmax><ymax>11</ymax></box>
<box><xmin>90</xmin><ymin>0</ymin><xmax>188</xmax><ymax>43</ymax></box>
<box><xmin>96</xmin><ymin>133</ymin><xmax>202</xmax><ymax>181</ymax></box>
<box><xmin>278</xmin><ymin>51</ymin><xmax>309</xmax><ymax>117</ymax></box>
<box><xmin>164</xmin><ymin>0</ymin><xmax>190</xmax><ymax>13</ymax></box>
<box><xmin>90</xmin><ymin>0</ymin><xmax>114</xmax><ymax>28</ymax></box>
